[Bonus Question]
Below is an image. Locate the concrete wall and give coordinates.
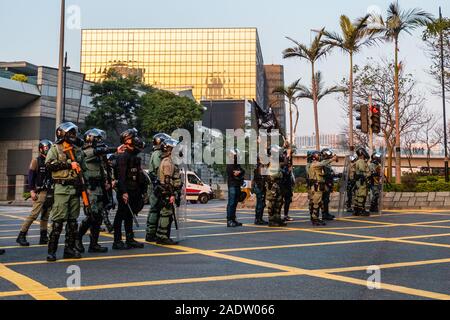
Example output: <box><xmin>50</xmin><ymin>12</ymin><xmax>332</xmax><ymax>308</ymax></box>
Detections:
<box><xmin>241</xmin><ymin>192</ymin><xmax>450</xmax><ymax>210</ymax></box>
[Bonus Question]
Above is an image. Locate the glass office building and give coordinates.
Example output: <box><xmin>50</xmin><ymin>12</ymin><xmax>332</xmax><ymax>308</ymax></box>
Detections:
<box><xmin>81</xmin><ymin>28</ymin><xmax>265</xmax><ymax>105</ymax></box>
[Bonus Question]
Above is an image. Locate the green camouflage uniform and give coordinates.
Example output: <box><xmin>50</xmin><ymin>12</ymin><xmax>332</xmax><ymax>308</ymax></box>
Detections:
<box><xmin>45</xmin><ymin>142</ymin><xmax>84</xmax><ymax>259</ymax></box>
<box><xmin>305</xmin><ymin>163</ymin><xmax>312</xmax><ymax>214</ymax></box>
<box><xmin>156</xmin><ymin>154</ymin><xmax>182</xmax><ymax>241</ymax></box>
<box><xmin>265</xmin><ymin>163</ymin><xmax>284</xmax><ymax>225</ymax></box>
<box><xmin>322</xmin><ymin>162</ymin><xmax>335</xmax><ymax>214</ymax></box>
<box><xmin>308</xmin><ymin>159</ymin><xmax>334</xmax><ymax>220</ymax></box>
<box><xmin>369</xmin><ymin>162</ymin><xmax>382</xmax><ymax>212</ymax></box>
<box><xmin>46</xmin><ymin>143</ymin><xmax>84</xmax><ymax>222</ymax></box>
<box><xmin>76</xmin><ymin>146</ymin><xmax>107</xmax><ymax>248</ymax></box>
<box><xmin>353</xmin><ymin>159</ymin><xmax>370</xmax><ymax>212</ymax></box>
<box><xmin>146</xmin><ymin>149</ymin><xmax>162</xmax><ymax>238</ymax></box>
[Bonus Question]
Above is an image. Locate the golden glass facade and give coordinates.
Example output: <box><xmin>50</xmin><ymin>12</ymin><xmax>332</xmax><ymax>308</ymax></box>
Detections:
<box><xmin>81</xmin><ymin>28</ymin><xmax>265</xmax><ymax>104</ymax></box>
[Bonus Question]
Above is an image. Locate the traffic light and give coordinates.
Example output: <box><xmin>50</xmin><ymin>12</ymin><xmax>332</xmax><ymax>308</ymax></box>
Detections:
<box><xmin>370</xmin><ymin>104</ymin><xmax>381</xmax><ymax>134</ymax></box>
<box><xmin>355</xmin><ymin>105</ymin><xmax>368</xmax><ymax>133</ymax></box>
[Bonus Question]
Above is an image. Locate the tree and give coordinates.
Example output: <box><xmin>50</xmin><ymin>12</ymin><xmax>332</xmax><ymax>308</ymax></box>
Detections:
<box><xmin>85</xmin><ymin>69</ymin><xmax>147</xmax><ymax>142</ymax></box>
<box><xmin>340</xmin><ymin>59</ymin><xmax>426</xmax><ymax>179</ymax></box>
<box><xmin>423</xmin><ymin>15</ymin><xmax>450</xmax><ymax>97</ymax></box>
<box><xmin>11</xmin><ymin>74</ymin><xmax>28</xmax><ymax>83</ymax></box>
<box><xmin>283</xmin><ymin>30</ymin><xmax>332</xmax><ymax>150</ymax></box>
<box><xmin>323</xmin><ymin>14</ymin><xmax>381</xmax><ymax>151</ymax></box>
<box><xmin>296</xmin><ymin>72</ymin><xmax>345</xmax><ymax>142</ymax></box>
<box><xmin>138</xmin><ymin>90</ymin><xmax>204</xmax><ymax>137</ymax></box>
<box><xmin>417</xmin><ymin>113</ymin><xmax>443</xmax><ymax>172</ymax></box>
<box><xmin>272</xmin><ymin>79</ymin><xmax>301</xmax><ymax>145</ymax></box>
<box><xmin>371</xmin><ymin>1</ymin><xmax>433</xmax><ymax>183</ymax></box>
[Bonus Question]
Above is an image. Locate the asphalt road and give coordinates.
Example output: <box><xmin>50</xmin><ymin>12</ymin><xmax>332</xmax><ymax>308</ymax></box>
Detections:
<box><xmin>0</xmin><ymin>201</ymin><xmax>449</xmax><ymax>300</ymax></box>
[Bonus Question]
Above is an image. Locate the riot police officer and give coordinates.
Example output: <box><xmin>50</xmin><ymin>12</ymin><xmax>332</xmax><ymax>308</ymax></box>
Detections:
<box><xmin>17</xmin><ymin>140</ymin><xmax>54</xmax><ymax>246</ymax></box>
<box><xmin>265</xmin><ymin>145</ymin><xmax>288</xmax><ymax>227</ymax></box>
<box><xmin>226</xmin><ymin>149</ymin><xmax>245</xmax><ymax>228</ymax></box>
<box><xmin>252</xmin><ymin>158</ymin><xmax>268</xmax><ymax>225</ymax></box>
<box><xmin>155</xmin><ymin>138</ymin><xmax>183</xmax><ymax>245</ymax></box>
<box><xmin>321</xmin><ymin>148</ymin><xmax>337</xmax><ymax>221</ymax></box>
<box><xmin>346</xmin><ymin>155</ymin><xmax>358</xmax><ymax>213</ymax></box>
<box><xmin>113</xmin><ymin>129</ymin><xmax>147</xmax><ymax>250</ymax></box>
<box><xmin>306</xmin><ymin>151</ymin><xmax>314</xmax><ymax>217</ymax></box>
<box><xmin>353</xmin><ymin>148</ymin><xmax>371</xmax><ymax>216</ymax></box>
<box><xmin>45</xmin><ymin>122</ymin><xmax>85</xmax><ymax>262</ymax></box>
<box><xmin>369</xmin><ymin>153</ymin><xmax>383</xmax><ymax>213</ymax></box>
<box><xmin>146</xmin><ymin>133</ymin><xmax>172</xmax><ymax>242</ymax></box>
<box><xmin>75</xmin><ymin>129</ymin><xmax>118</xmax><ymax>254</ymax></box>
<box><xmin>308</xmin><ymin>151</ymin><xmax>338</xmax><ymax>226</ymax></box>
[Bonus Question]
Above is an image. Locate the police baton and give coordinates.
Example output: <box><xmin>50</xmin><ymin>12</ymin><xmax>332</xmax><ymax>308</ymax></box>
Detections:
<box><xmin>127</xmin><ymin>203</ymin><xmax>140</xmax><ymax>228</ymax></box>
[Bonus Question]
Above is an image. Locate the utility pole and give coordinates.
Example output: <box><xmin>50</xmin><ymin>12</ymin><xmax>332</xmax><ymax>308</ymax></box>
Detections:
<box><xmin>62</xmin><ymin>52</ymin><xmax>68</xmax><ymax>122</ymax></box>
<box><xmin>368</xmin><ymin>95</ymin><xmax>374</xmax><ymax>155</ymax></box>
<box><xmin>55</xmin><ymin>0</ymin><xmax>65</xmax><ymax>130</ymax></box>
<box><xmin>439</xmin><ymin>7</ymin><xmax>449</xmax><ymax>182</ymax></box>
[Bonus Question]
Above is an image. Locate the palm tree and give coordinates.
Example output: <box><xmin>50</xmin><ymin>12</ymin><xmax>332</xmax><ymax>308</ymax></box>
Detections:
<box><xmin>323</xmin><ymin>14</ymin><xmax>381</xmax><ymax>152</ymax></box>
<box><xmin>272</xmin><ymin>79</ymin><xmax>301</xmax><ymax>145</ymax></box>
<box><xmin>283</xmin><ymin>30</ymin><xmax>331</xmax><ymax>150</ymax></box>
<box><xmin>296</xmin><ymin>72</ymin><xmax>346</xmax><ymax>132</ymax></box>
<box><xmin>372</xmin><ymin>1</ymin><xmax>432</xmax><ymax>183</ymax></box>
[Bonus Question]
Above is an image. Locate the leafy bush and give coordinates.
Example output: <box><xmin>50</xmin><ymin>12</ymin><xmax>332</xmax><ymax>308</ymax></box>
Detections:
<box><xmin>415</xmin><ymin>182</ymin><xmax>450</xmax><ymax>192</ymax></box>
<box><xmin>11</xmin><ymin>74</ymin><xmax>28</xmax><ymax>83</ymax></box>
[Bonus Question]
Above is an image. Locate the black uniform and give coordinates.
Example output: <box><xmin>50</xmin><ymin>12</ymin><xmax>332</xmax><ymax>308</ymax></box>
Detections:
<box><xmin>113</xmin><ymin>149</ymin><xmax>147</xmax><ymax>248</ymax></box>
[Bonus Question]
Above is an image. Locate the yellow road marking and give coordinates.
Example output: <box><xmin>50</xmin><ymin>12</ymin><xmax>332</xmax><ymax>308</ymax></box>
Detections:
<box><xmin>4</xmin><ymin>251</ymin><xmax>193</xmax><ymax>267</ymax></box>
<box><xmin>0</xmin><ymin>263</ymin><xmax>66</xmax><ymax>300</ymax></box>
<box><xmin>54</xmin><ymin>272</ymin><xmax>294</xmax><ymax>293</ymax></box>
<box><xmin>0</xmin><ymin>290</ymin><xmax>26</xmax><ymax>298</ymax></box>
<box><xmin>321</xmin><ymin>258</ymin><xmax>450</xmax><ymax>273</ymax></box>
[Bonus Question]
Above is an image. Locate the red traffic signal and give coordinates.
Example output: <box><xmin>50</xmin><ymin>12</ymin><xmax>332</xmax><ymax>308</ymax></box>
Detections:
<box><xmin>370</xmin><ymin>105</ymin><xmax>381</xmax><ymax>134</ymax></box>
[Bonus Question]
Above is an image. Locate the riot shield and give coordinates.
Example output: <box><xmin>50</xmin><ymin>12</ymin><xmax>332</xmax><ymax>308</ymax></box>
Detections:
<box><xmin>174</xmin><ymin>167</ymin><xmax>188</xmax><ymax>242</ymax></box>
<box><xmin>337</xmin><ymin>156</ymin><xmax>351</xmax><ymax>218</ymax></box>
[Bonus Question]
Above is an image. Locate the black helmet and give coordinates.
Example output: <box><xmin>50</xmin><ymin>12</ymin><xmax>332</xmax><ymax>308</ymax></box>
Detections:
<box><xmin>356</xmin><ymin>147</ymin><xmax>370</xmax><ymax>160</ymax></box>
<box><xmin>321</xmin><ymin>148</ymin><xmax>333</xmax><ymax>160</ymax></box>
<box><xmin>311</xmin><ymin>151</ymin><xmax>321</xmax><ymax>162</ymax></box>
<box><xmin>306</xmin><ymin>151</ymin><xmax>314</xmax><ymax>164</ymax></box>
<box><xmin>134</xmin><ymin>136</ymin><xmax>146</xmax><ymax>152</ymax></box>
<box><xmin>84</xmin><ymin>128</ymin><xmax>106</xmax><ymax>145</ymax></box>
<box><xmin>120</xmin><ymin>128</ymin><xmax>139</xmax><ymax>144</ymax></box>
<box><xmin>153</xmin><ymin>133</ymin><xmax>172</xmax><ymax>148</ymax></box>
<box><xmin>39</xmin><ymin>140</ymin><xmax>53</xmax><ymax>156</ymax></box>
<box><xmin>56</xmin><ymin>122</ymin><xmax>79</xmax><ymax>144</ymax></box>
<box><xmin>372</xmin><ymin>152</ymin><xmax>382</xmax><ymax>164</ymax></box>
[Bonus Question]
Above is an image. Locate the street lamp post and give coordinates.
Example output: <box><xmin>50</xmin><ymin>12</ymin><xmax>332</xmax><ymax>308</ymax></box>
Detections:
<box><xmin>55</xmin><ymin>0</ymin><xmax>65</xmax><ymax>129</ymax></box>
<box><xmin>439</xmin><ymin>7</ymin><xmax>449</xmax><ymax>182</ymax></box>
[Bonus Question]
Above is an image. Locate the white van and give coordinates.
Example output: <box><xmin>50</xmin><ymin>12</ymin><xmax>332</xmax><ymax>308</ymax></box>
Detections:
<box><xmin>181</xmin><ymin>170</ymin><xmax>214</xmax><ymax>204</ymax></box>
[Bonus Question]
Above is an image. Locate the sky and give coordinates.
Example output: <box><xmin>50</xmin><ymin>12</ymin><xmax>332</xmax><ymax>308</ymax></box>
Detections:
<box><xmin>0</xmin><ymin>0</ymin><xmax>448</xmax><ymax>137</ymax></box>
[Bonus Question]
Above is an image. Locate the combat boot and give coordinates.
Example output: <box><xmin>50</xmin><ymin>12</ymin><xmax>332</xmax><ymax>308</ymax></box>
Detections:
<box><xmin>63</xmin><ymin>221</ymin><xmax>81</xmax><ymax>260</ymax></box>
<box><xmin>145</xmin><ymin>233</ymin><xmax>157</xmax><ymax>242</ymax></box>
<box><xmin>0</xmin><ymin>249</ymin><xmax>5</xmax><ymax>255</ymax></box>
<box><xmin>322</xmin><ymin>213</ymin><xmax>335</xmax><ymax>221</ymax></box>
<box><xmin>16</xmin><ymin>232</ymin><xmax>30</xmax><ymax>247</ymax></box>
<box><xmin>353</xmin><ymin>208</ymin><xmax>361</xmax><ymax>216</ymax></box>
<box><xmin>39</xmin><ymin>230</ymin><xmax>49</xmax><ymax>245</ymax></box>
<box><xmin>126</xmin><ymin>233</ymin><xmax>144</xmax><ymax>249</ymax></box>
<box><xmin>74</xmin><ymin>237</ymin><xmax>85</xmax><ymax>254</ymax></box>
<box><xmin>47</xmin><ymin>222</ymin><xmax>63</xmax><ymax>262</ymax></box>
<box><xmin>88</xmin><ymin>225</ymin><xmax>108</xmax><ymax>253</ymax></box>
<box><xmin>156</xmin><ymin>238</ymin><xmax>179</xmax><ymax>246</ymax></box>
<box><xmin>360</xmin><ymin>210</ymin><xmax>370</xmax><ymax>217</ymax></box>
<box><xmin>254</xmin><ymin>218</ymin><xmax>268</xmax><ymax>225</ymax></box>
<box><xmin>112</xmin><ymin>241</ymin><xmax>127</xmax><ymax>250</ymax></box>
